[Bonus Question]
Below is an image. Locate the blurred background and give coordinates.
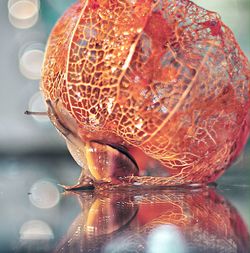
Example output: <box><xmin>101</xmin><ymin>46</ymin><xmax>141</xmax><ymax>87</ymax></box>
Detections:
<box><xmin>0</xmin><ymin>0</ymin><xmax>77</xmax><ymax>154</ymax></box>
<box><xmin>0</xmin><ymin>1</ymin><xmax>249</xmax><ymax>252</ymax></box>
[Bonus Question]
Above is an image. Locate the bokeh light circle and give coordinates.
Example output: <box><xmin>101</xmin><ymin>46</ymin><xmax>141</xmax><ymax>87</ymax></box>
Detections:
<box><xmin>19</xmin><ymin>42</ymin><xmax>44</xmax><ymax>80</ymax></box>
<box><xmin>29</xmin><ymin>180</ymin><xmax>60</xmax><ymax>209</ymax></box>
<box><xmin>8</xmin><ymin>0</ymin><xmax>40</xmax><ymax>29</ymax></box>
<box><xmin>20</xmin><ymin>220</ymin><xmax>54</xmax><ymax>240</ymax></box>
<box><xmin>146</xmin><ymin>224</ymin><xmax>187</xmax><ymax>253</ymax></box>
<box><xmin>28</xmin><ymin>91</ymin><xmax>49</xmax><ymax>123</ymax></box>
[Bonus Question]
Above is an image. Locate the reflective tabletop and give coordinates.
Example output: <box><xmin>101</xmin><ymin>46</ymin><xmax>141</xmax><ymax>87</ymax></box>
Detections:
<box><xmin>0</xmin><ymin>149</ymin><xmax>249</xmax><ymax>253</ymax></box>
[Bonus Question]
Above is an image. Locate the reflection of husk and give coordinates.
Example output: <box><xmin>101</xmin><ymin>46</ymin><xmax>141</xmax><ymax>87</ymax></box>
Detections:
<box><xmin>55</xmin><ymin>189</ymin><xmax>250</xmax><ymax>253</ymax></box>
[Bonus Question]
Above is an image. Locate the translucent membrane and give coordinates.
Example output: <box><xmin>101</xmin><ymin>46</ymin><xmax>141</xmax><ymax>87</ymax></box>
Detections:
<box><xmin>29</xmin><ymin>180</ymin><xmax>60</xmax><ymax>209</ymax></box>
<box><xmin>19</xmin><ymin>42</ymin><xmax>44</xmax><ymax>80</ymax></box>
<box><xmin>8</xmin><ymin>0</ymin><xmax>40</xmax><ymax>29</ymax></box>
<box><xmin>28</xmin><ymin>91</ymin><xmax>49</xmax><ymax>123</ymax></box>
<box><xmin>20</xmin><ymin>220</ymin><xmax>54</xmax><ymax>240</ymax></box>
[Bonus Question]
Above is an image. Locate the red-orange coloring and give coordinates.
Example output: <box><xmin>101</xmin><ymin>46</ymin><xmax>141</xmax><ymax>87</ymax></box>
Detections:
<box><xmin>41</xmin><ymin>0</ymin><xmax>250</xmax><ymax>189</ymax></box>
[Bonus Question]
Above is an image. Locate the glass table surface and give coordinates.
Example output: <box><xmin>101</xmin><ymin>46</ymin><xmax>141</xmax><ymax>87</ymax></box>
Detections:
<box><xmin>0</xmin><ymin>149</ymin><xmax>249</xmax><ymax>253</ymax></box>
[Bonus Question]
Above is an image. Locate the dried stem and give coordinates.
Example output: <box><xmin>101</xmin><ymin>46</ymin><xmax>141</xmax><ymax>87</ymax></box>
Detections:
<box><xmin>24</xmin><ymin>110</ymin><xmax>48</xmax><ymax>116</ymax></box>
